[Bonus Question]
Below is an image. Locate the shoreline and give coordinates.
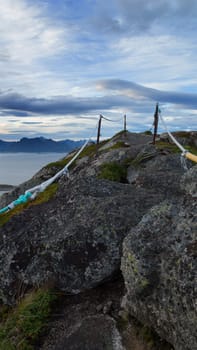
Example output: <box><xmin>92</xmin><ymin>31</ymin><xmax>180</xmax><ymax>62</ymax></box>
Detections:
<box><xmin>0</xmin><ymin>184</ymin><xmax>15</xmax><ymax>191</ymax></box>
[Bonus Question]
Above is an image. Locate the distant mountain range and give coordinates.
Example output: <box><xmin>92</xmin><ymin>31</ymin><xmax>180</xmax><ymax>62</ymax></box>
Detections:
<box><xmin>0</xmin><ymin>137</ymin><xmax>85</xmax><ymax>153</ymax></box>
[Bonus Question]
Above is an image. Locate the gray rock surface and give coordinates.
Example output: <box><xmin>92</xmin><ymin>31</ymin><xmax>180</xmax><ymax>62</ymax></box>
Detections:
<box><xmin>0</xmin><ymin>175</ymin><xmax>165</xmax><ymax>305</ymax></box>
<box><xmin>0</xmin><ymin>134</ymin><xmax>159</xmax><ymax>302</ymax></box>
<box><xmin>55</xmin><ymin>315</ymin><xmax>125</xmax><ymax>350</ymax></box>
<box><xmin>127</xmin><ymin>148</ymin><xmax>185</xmax><ymax>197</ymax></box>
<box><xmin>121</xmin><ymin>165</ymin><xmax>197</xmax><ymax>350</ymax></box>
<box><xmin>40</xmin><ymin>278</ymin><xmax>173</xmax><ymax>350</ymax></box>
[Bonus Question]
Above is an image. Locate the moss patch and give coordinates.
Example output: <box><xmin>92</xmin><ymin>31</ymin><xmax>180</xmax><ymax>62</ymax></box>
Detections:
<box><xmin>0</xmin><ymin>288</ymin><xmax>56</xmax><ymax>350</ymax></box>
<box><xmin>0</xmin><ymin>183</ymin><xmax>58</xmax><ymax>227</ymax></box>
<box><xmin>77</xmin><ymin>143</ymin><xmax>98</xmax><ymax>158</ymax></box>
<box><xmin>98</xmin><ymin>162</ymin><xmax>127</xmax><ymax>183</ymax></box>
<box><xmin>172</xmin><ymin>131</ymin><xmax>192</xmax><ymax>138</ymax></box>
<box><xmin>143</xmin><ymin>130</ymin><xmax>152</xmax><ymax>135</ymax></box>
<box><xmin>155</xmin><ymin>141</ymin><xmax>180</xmax><ymax>153</ymax></box>
<box><xmin>184</xmin><ymin>145</ymin><xmax>197</xmax><ymax>154</ymax></box>
<box><xmin>156</xmin><ymin>140</ymin><xmax>197</xmax><ymax>155</ymax></box>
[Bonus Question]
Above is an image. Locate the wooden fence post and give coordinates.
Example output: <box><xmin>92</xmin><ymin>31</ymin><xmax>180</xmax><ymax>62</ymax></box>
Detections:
<box><xmin>97</xmin><ymin>114</ymin><xmax>103</xmax><ymax>145</ymax></box>
<box><xmin>153</xmin><ymin>103</ymin><xmax>159</xmax><ymax>144</ymax></box>
<box><xmin>124</xmin><ymin>114</ymin><xmax>127</xmax><ymax>133</ymax></box>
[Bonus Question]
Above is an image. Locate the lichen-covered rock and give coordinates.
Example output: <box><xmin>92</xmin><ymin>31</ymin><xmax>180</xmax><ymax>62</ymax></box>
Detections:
<box><xmin>180</xmin><ymin>164</ymin><xmax>197</xmax><ymax>197</ymax></box>
<box><xmin>121</xmin><ymin>166</ymin><xmax>197</xmax><ymax>350</ymax></box>
<box><xmin>127</xmin><ymin>150</ymin><xmax>185</xmax><ymax>197</ymax></box>
<box><xmin>0</xmin><ymin>130</ymin><xmax>192</xmax><ymax>306</ymax></box>
<box><xmin>0</xmin><ymin>174</ymin><xmax>166</xmax><ymax>305</ymax></box>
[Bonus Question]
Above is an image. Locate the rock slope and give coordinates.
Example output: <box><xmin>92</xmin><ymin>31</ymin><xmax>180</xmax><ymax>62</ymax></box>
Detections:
<box><xmin>0</xmin><ymin>131</ymin><xmax>196</xmax><ymax>349</ymax></box>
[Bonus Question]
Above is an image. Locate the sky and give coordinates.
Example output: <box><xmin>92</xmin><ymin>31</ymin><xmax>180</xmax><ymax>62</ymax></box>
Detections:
<box><xmin>0</xmin><ymin>0</ymin><xmax>197</xmax><ymax>141</ymax></box>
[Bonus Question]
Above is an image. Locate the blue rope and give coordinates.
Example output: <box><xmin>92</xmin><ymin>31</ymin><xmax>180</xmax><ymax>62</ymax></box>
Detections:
<box><xmin>0</xmin><ymin>206</ymin><xmax>10</xmax><ymax>214</ymax></box>
<box><xmin>0</xmin><ymin>191</ymin><xmax>32</xmax><ymax>215</ymax></box>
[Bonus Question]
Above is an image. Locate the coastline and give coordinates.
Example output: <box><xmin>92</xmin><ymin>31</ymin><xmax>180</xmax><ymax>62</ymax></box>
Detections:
<box><xmin>0</xmin><ymin>184</ymin><xmax>15</xmax><ymax>191</ymax></box>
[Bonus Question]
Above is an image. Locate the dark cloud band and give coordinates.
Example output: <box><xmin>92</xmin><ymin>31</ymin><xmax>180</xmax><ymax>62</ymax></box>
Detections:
<box><xmin>0</xmin><ymin>91</ymin><xmax>143</xmax><ymax>117</ymax></box>
<box><xmin>0</xmin><ymin>79</ymin><xmax>197</xmax><ymax>120</ymax></box>
<box><xmin>99</xmin><ymin>79</ymin><xmax>197</xmax><ymax>109</ymax></box>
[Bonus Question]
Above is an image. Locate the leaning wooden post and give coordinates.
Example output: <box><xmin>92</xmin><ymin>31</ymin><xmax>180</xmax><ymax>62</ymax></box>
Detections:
<box><xmin>97</xmin><ymin>114</ymin><xmax>103</xmax><ymax>145</ymax></box>
<box><xmin>153</xmin><ymin>103</ymin><xmax>159</xmax><ymax>144</ymax></box>
<box><xmin>124</xmin><ymin>114</ymin><xmax>127</xmax><ymax>133</ymax></box>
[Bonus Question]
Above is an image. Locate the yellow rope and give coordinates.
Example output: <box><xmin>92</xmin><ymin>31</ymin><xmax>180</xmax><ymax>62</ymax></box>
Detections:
<box><xmin>185</xmin><ymin>152</ymin><xmax>197</xmax><ymax>163</ymax></box>
<box><xmin>159</xmin><ymin>112</ymin><xmax>197</xmax><ymax>164</ymax></box>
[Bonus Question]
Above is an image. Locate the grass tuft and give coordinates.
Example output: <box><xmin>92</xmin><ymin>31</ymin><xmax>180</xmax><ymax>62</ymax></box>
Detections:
<box><xmin>143</xmin><ymin>130</ymin><xmax>152</xmax><ymax>135</ymax></box>
<box><xmin>0</xmin><ymin>288</ymin><xmax>56</xmax><ymax>350</ymax></box>
<box><xmin>156</xmin><ymin>141</ymin><xmax>197</xmax><ymax>155</ymax></box>
<box><xmin>155</xmin><ymin>141</ymin><xmax>180</xmax><ymax>153</ymax></box>
<box><xmin>77</xmin><ymin>143</ymin><xmax>97</xmax><ymax>158</ymax></box>
<box><xmin>98</xmin><ymin>162</ymin><xmax>127</xmax><ymax>183</ymax></box>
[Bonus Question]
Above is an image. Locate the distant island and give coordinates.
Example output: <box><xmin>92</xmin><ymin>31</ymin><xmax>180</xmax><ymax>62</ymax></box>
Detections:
<box><xmin>0</xmin><ymin>137</ymin><xmax>85</xmax><ymax>153</ymax></box>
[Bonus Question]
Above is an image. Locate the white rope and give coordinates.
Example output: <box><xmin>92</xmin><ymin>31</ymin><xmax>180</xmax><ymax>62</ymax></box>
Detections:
<box><xmin>25</xmin><ymin>119</ymin><xmax>99</xmax><ymax>198</ymax></box>
<box><xmin>65</xmin><ymin>138</ymin><xmax>90</xmax><ymax>168</ymax></box>
<box><xmin>101</xmin><ymin>115</ymin><xmax>123</xmax><ymax>123</ymax></box>
<box><xmin>0</xmin><ymin>119</ymin><xmax>99</xmax><ymax>215</ymax></box>
<box><xmin>159</xmin><ymin>112</ymin><xmax>187</xmax><ymax>154</ymax></box>
<box><xmin>25</xmin><ymin>139</ymin><xmax>90</xmax><ymax>198</ymax></box>
<box><xmin>159</xmin><ymin>110</ymin><xmax>190</xmax><ymax>171</ymax></box>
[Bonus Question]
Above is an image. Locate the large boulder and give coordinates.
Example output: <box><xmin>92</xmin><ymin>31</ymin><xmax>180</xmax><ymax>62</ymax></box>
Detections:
<box><xmin>127</xmin><ymin>150</ymin><xmax>185</xmax><ymax>197</ymax></box>
<box><xmin>121</xmin><ymin>165</ymin><xmax>197</xmax><ymax>350</ymax></box>
<box><xmin>0</xmin><ymin>174</ymin><xmax>165</xmax><ymax>305</ymax></box>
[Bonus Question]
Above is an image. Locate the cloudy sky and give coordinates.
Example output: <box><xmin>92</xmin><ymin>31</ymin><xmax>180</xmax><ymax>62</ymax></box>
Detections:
<box><xmin>0</xmin><ymin>0</ymin><xmax>197</xmax><ymax>141</ymax></box>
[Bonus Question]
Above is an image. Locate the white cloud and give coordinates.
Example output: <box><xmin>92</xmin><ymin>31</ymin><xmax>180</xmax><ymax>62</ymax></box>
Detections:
<box><xmin>0</xmin><ymin>0</ymin><xmax>196</xmax><ymax>140</ymax></box>
<box><xmin>109</xmin><ymin>34</ymin><xmax>197</xmax><ymax>90</ymax></box>
<box><xmin>0</xmin><ymin>0</ymin><xmax>68</xmax><ymax>64</ymax></box>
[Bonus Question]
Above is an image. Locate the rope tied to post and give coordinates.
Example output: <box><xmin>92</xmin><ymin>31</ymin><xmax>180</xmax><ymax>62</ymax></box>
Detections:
<box><xmin>158</xmin><ymin>108</ymin><xmax>197</xmax><ymax>167</ymax></box>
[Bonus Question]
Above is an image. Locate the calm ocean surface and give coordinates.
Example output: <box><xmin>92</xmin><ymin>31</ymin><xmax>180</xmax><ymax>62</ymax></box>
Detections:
<box><xmin>0</xmin><ymin>153</ymin><xmax>65</xmax><ymax>188</ymax></box>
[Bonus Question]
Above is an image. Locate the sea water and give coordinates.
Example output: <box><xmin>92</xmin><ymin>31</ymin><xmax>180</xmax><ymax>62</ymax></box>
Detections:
<box><xmin>0</xmin><ymin>153</ymin><xmax>65</xmax><ymax>194</ymax></box>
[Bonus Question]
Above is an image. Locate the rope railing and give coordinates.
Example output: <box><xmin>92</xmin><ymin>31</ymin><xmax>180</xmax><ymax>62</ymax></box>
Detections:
<box><xmin>159</xmin><ymin>110</ymin><xmax>197</xmax><ymax>164</ymax></box>
<box><xmin>0</xmin><ymin>109</ymin><xmax>196</xmax><ymax>216</ymax></box>
<box><xmin>101</xmin><ymin>115</ymin><xmax>123</xmax><ymax>123</ymax></box>
<box><xmin>0</xmin><ymin>121</ymin><xmax>98</xmax><ymax>215</ymax></box>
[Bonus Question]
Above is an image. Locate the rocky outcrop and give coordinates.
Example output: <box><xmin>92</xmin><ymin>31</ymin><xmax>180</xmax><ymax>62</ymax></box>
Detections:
<box><xmin>0</xmin><ymin>131</ymin><xmax>189</xmax><ymax>306</ymax></box>
<box><xmin>121</xmin><ymin>165</ymin><xmax>197</xmax><ymax>350</ymax></box>
<box><xmin>0</xmin><ymin>175</ymin><xmax>165</xmax><ymax>305</ymax></box>
<box><xmin>0</xmin><ymin>131</ymin><xmax>196</xmax><ymax>349</ymax></box>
